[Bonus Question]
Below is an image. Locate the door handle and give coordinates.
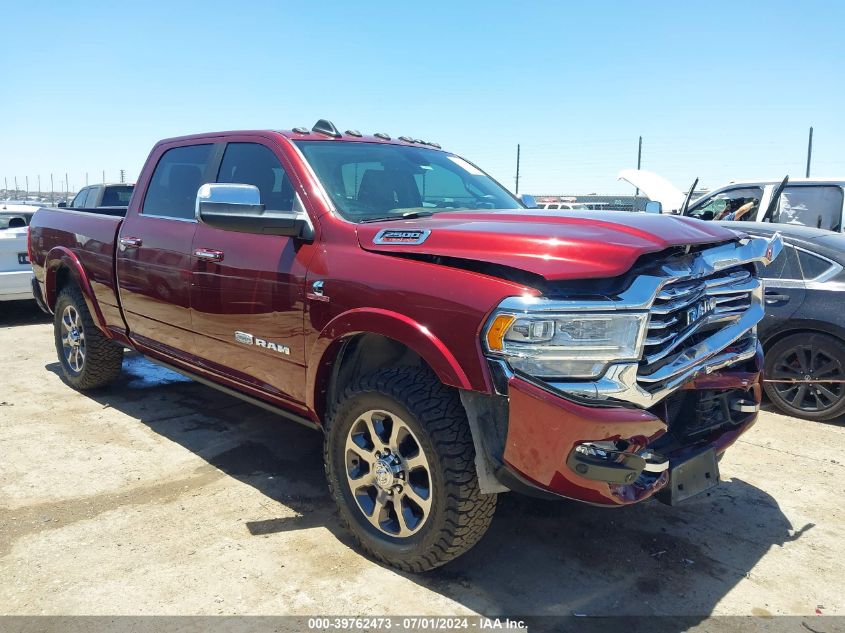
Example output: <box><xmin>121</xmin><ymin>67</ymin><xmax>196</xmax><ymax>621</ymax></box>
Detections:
<box><xmin>119</xmin><ymin>236</ymin><xmax>143</xmax><ymax>250</ymax></box>
<box><xmin>194</xmin><ymin>248</ymin><xmax>224</xmax><ymax>262</ymax></box>
<box><xmin>764</xmin><ymin>292</ymin><xmax>790</xmax><ymax>304</ymax></box>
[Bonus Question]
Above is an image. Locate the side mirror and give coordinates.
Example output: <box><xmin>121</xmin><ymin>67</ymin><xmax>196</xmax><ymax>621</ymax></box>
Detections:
<box><xmin>195</xmin><ymin>183</ymin><xmax>314</xmax><ymax>240</ymax></box>
<box><xmin>644</xmin><ymin>200</ymin><xmax>662</xmax><ymax>214</ymax></box>
<box><xmin>57</xmin><ymin>201</ymin><xmax>67</xmax><ymax>208</ymax></box>
<box><xmin>518</xmin><ymin>194</ymin><xmax>538</xmax><ymax>209</ymax></box>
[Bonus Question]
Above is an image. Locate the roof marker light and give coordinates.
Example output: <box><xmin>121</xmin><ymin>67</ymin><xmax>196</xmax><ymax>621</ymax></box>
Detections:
<box><xmin>398</xmin><ymin>136</ymin><xmax>414</xmax><ymax>143</ymax></box>
<box><xmin>346</xmin><ymin>129</ymin><xmax>363</xmax><ymax>137</ymax></box>
<box><xmin>312</xmin><ymin>119</ymin><xmax>341</xmax><ymax>138</ymax></box>
<box><xmin>374</xmin><ymin>132</ymin><xmax>391</xmax><ymax>140</ymax></box>
<box><xmin>292</xmin><ymin>127</ymin><xmax>309</xmax><ymax>134</ymax></box>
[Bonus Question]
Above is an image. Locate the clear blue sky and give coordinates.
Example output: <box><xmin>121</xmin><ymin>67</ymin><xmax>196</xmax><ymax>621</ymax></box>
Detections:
<box><xmin>2</xmin><ymin>0</ymin><xmax>843</xmax><ymax>196</ymax></box>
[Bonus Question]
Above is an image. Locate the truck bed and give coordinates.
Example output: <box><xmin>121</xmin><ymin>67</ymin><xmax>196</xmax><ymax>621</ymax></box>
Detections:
<box><xmin>50</xmin><ymin>205</ymin><xmax>128</xmax><ymax>217</ymax></box>
<box><xmin>29</xmin><ymin>207</ymin><xmax>124</xmax><ymax>327</ymax></box>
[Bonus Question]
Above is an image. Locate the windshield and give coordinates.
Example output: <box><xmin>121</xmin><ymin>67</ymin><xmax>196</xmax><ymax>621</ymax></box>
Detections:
<box><xmin>295</xmin><ymin>141</ymin><xmax>522</xmax><ymax>222</ymax></box>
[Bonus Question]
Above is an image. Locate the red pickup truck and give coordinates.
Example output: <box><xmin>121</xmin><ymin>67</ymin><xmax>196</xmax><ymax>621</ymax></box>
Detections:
<box><xmin>29</xmin><ymin>120</ymin><xmax>781</xmax><ymax>571</ymax></box>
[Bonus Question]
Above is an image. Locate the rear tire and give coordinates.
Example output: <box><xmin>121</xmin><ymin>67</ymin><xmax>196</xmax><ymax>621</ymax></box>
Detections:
<box><xmin>54</xmin><ymin>285</ymin><xmax>124</xmax><ymax>390</ymax></box>
<box><xmin>764</xmin><ymin>332</ymin><xmax>845</xmax><ymax>421</ymax></box>
<box><xmin>324</xmin><ymin>367</ymin><xmax>496</xmax><ymax>572</ymax></box>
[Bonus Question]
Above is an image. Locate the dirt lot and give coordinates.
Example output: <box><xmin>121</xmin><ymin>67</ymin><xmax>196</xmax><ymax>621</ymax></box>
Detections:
<box><xmin>2</xmin><ymin>300</ymin><xmax>844</xmax><ymax>623</ymax></box>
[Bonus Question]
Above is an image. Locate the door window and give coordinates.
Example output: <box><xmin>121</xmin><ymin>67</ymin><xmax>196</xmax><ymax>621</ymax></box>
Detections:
<box><xmin>755</xmin><ymin>243</ymin><xmax>802</xmax><ymax>281</ymax></box>
<box><xmin>775</xmin><ymin>186</ymin><xmax>843</xmax><ymax>231</ymax></box>
<box><xmin>71</xmin><ymin>188</ymin><xmax>89</xmax><ymax>208</ymax></box>
<box><xmin>687</xmin><ymin>187</ymin><xmax>763</xmax><ymax>221</ymax></box>
<box><xmin>142</xmin><ymin>144</ymin><xmax>215</xmax><ymax>220</ymax></box>
<box><xmin>217</xmin><ymin>143</ymin><xmax>295</xmax><ymax>211</ymax></box>
<box><xmin>797</xmin><ymin>249</ymin><xmax>838</xmax><ymax>281</ymax></box>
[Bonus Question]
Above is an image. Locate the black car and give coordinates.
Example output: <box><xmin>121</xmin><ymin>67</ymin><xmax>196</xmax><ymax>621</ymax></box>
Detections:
<box><xmin>721</xmin><ymin>221</ymin><xmax>845</xmax><ymax>420</ymax></box>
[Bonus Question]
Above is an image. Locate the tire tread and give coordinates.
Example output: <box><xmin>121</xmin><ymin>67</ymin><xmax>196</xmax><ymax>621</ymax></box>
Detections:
<box><xmin>324</xmin><ymin>367</ymin><xmax>496</xmax><ymax>572</ymax></box>
<box><xmin>54</xmin><ymin>285</ymin><xmax>123</xmax><ymax>390</ymax></box>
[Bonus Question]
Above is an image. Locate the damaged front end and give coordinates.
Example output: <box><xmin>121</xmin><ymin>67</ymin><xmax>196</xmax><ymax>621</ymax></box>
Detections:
<box><xmin>466</xmin><ymin>234</ymin><xmax>781</xmax><ymax>506</ymax></box>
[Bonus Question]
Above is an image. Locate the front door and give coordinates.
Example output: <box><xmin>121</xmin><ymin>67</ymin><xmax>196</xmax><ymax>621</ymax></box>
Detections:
<box><xmin>755</xmin><ymin>241</ymin><xmax>806</xmax><ymax>336</ymax></box>
<box><xmin>116</xmin><ymin>142</ymin><xmax>218</xmax><ymax>357</ymax></box>
<box><xmin>190</xmin><ymin>140</ymin><xmax>313</xmax><ymax>405</ymax></box>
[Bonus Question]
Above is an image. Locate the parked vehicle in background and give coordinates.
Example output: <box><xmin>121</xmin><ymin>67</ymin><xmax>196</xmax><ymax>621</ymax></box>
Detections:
<box><xmin>29</xmin><ymin>120</ymin><xmax>780</xmax><ymax>571</ymax></box>
<box><xmin>721</xmin><ymin>221</ymin><xmax>845</xmax><ymax>420</ymax></box>
<box><xmin>0</xmin><ymin>204</ymin><xmax>38</xmax><ymax>301</ymax></box>
<box><xmin>620</xmin><ymin>170</ymin><xmax>845</xmax><ymax>232</ymax></box>
<box><xmin>59</xmin><ymin>183</ymin><xmax>135</xmax><ymax>213</ymax></box>
<box><xmin>538</xmin><ymin>202</ymin><xmax>591</xmax><ymax>211</ymax></box>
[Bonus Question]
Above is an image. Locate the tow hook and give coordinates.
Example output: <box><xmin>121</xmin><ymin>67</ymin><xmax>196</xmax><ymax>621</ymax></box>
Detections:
<box><xmin>566</xmin><ymin>441</ymin><xmax>669</xmax><ymax>485</ymax></box>
<box><xmin>730</xmin><ymin>398</ymin><xmax>759</xmax><ymax>414</ymax></box>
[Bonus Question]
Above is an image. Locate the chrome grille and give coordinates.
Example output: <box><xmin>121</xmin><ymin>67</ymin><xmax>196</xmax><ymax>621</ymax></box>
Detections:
<box><xmin>641</xmin><ymin>267</ymin><xmax>754</xmax><ymax>371</ymax></box>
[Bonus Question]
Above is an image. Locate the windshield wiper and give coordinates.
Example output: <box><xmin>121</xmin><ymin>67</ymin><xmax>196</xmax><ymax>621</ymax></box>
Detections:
<box><xmin>359</xmin><ymin>210</ymin><xmax>436</xmax><ymax>223</ymax></box>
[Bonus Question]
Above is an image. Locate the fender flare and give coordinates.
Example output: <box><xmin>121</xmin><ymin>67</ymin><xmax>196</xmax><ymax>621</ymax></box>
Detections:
<box><xmin>306</xmin><ymin>307</ymin><xmax>475</xmax><ymax>414</ymax></box>
<box><xmin>44</xmin><ymin>246</ymin><xmax>110</xmax><ymax>335</ymax></box>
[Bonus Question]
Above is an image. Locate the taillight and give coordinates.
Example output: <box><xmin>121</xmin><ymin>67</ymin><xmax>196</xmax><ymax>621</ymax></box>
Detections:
<box><xmin>27</xmin><ymin>226</ymin><xmax>33</xmax><ymax>264</ymax></box>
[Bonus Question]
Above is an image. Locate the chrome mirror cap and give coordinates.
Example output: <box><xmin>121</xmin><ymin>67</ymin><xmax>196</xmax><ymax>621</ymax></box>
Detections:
<box><xmin>195</xmin><ymin>183</ymin><xmax>263</xmax><ymax>220</ymax></box>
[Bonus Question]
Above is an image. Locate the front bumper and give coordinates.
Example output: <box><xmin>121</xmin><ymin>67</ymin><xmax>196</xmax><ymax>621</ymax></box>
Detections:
<box><xmin>496</xmin><ymin>343</ymin><xmax>763</xmax><ymax>505</ymax></box>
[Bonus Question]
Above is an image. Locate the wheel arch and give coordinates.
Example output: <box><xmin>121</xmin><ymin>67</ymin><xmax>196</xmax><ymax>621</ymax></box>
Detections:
<box><xmin>44</xmin><ymin>247</ymin><xmax>109</xmax><ymax>334</ymax></box>
<box><xmin>761</xmin><ymin>320</ymin><xmax>845</xmax><ymax>351</ymax></box>
<box><xmin>307</xmin><ymin>308</ymin><xmax>479</xmax><ymax>424</ymax></box>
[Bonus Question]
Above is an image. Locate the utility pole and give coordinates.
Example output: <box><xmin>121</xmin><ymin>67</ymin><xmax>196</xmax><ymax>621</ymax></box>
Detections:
<box><xmin>38</xmin><ymin>175</ymin><xmax>41</xmax><ymax>196</ymax></box>
<box><xmin>65</xmin><ymin>173</ymin><xmax>69</xmax><ymax>199</ymax></box>
<box><xmin>50</xmin><ymin>174</ymin><xmax>54</xmax><ymax>206</ymax></box>
<box><xmin>515</xmin><ymin>144</ymin><xmax>521</xmax><ymax>195</ymax></box>
<box><xmin>25</xmin><ymin>176</ymin><xmax>29</xmax><ymax>200</ymax></box>
<box><xmin>14</xmin><ymin>177</ymin><xmax>18</xmax><ymax>199</ymax></box>
<box><xmin>85</xmin><ymin>172</ymin><xmax>89</xmax><ymax>186</ymax></box>
<box><xmin>119</xmin><ymin>169</ymin><xmax>125</xmax><ymax>184</ymax></box>
<box><xmin>4</xmin><ymin>177</ymin><xmax>7</xmax><ymax>198</ymax></box>
<box><xmin>102</xmin><ymin>170</ymin><xmax>105</xmax><ymax>184</ymax></box>
<box><xmin>805</xmin><ymin>126</ymin><xmax>813</xmax><ymax>178</ymax></box>
<box><xmin>635</xmin><ymin>136</ymin><xmax>643</xmax><ymax>196</ymax></box>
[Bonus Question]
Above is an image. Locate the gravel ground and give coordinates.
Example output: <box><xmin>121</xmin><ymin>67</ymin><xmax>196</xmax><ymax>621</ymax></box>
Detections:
<box><xmin>1</xmin><ymin>300</ymin><xmax>843</xmax><ymax>626</ymax></box>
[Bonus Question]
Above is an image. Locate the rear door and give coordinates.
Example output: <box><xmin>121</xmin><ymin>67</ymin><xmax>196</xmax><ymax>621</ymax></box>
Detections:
<box><xmin>116</xmin><ymin>142</ymin><xmax>218</xmax><ymax>357</ymax></box>
<box><xmin>190</xmin><ymin>138</ymin><xmax>313</xmax><ymax>404</ymax></box>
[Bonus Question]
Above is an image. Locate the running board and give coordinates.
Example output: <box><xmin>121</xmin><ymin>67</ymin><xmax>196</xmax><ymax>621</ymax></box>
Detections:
<box><xmin>146</xmin><ymin>356</ymin><xmax>320</xmax><ymax>431</ymax></box>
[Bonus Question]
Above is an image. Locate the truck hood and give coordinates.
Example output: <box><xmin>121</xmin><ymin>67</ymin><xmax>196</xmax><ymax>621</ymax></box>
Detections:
<box><xmin>356</xmin><ymin>210</ymin><xmax>738</xmax><ymax>281</ymax></box>
<box><xmin>618</xmin><ymin>169</ymin><xmax>686</xmax><ymax>212</ymax></box>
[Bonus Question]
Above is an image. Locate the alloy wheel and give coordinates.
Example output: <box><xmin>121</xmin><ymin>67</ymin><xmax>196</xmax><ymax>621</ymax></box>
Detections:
<box><xmin>344</xmin><ymin>409</ymin><xmax>432</xmax><ymax>537</ymax></box>
<box><xmin>60</xmin><ymin>305</ymin><xmax>86</xmax><ymax>373</ymax></box>
<box><xmin>770</xmin><ymin>343</ymin><xmax>845</xmax><ymax>413</ymax></box>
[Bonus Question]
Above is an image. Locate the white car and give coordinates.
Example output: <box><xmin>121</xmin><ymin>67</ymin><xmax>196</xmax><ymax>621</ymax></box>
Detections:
<box><xmin>0</xmin><ymin>204</ymin><xmax>38</xmax><ymax>301</ymax></box>
<box><xmin>619</xmin><ymin>169</ymin><xmax>845</xmax><ymax>232</ymax></box>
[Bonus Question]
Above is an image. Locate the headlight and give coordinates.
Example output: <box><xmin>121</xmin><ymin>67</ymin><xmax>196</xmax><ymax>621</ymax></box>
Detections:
<box><xmin>483</xmin><ymin>311</ymin><xmax>648</xmax><ymax>379</ymax></box>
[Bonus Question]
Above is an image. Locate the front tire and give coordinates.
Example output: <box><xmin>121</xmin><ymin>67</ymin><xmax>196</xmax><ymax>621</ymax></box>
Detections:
<box><xmin>324</xmin><ymin>367</ymin><xmax>496</xmax><ymax>572</ymax></box>
<box><xmin>764</xmin><ymin>332</ymin><xmax>845</xmax><ymax>421</ymax></box>
<box><xmin>54</xmin><ymin>285</ymin><xmax>124</xmax><ymax>390</ymax></box>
